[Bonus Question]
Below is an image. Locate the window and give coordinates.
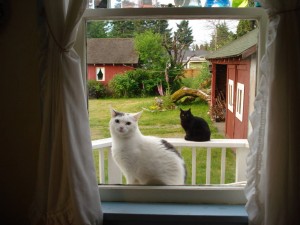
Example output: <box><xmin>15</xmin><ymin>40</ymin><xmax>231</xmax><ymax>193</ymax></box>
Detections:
<box><xmin>235</xmin><ymin>82</ymin><xmax>244</xmax><ymax>121</ymax></box>
<box><xmin>96</xmin><ymin>67</ymin><xmax>105</xmax><ymax>81</ymax></box>
<box><xmin>76</xmin><ymin>6</ymin><xmax>268</xmax><ymax>204</ymax></box>
<box><xmin>228</xmin><ymin>79</ymin><xmax>234</xmax><ymax>112</ymax></box>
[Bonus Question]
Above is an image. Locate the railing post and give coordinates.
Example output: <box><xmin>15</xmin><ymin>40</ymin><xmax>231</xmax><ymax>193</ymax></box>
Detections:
<box><xmin>220</xmin><ymin>148</ymin><xmax>226</xmax><ymax>184</ymax></box>
<box><xmin>99</xmin><ymin>149</ymin><xmax>105</xmax><ymax>184</ymax></box>
<box><xmin>108</xmin><ymin>148</ymin><xmax>123</xmax><ymax>184</ymax></box>
<box><xmin>191</xmin><ymin>147</ymin><xmax>196</xmax><ymax>185</ymax></box>
<box><xmin>206</xmin><ymin>148</ymin><xmax>211</xmax><ymax>185</ymax></box>
<box><xmin>235</xmin><ymin>147</ymin><xmax>248</xmax><ymax>182</ymax></box>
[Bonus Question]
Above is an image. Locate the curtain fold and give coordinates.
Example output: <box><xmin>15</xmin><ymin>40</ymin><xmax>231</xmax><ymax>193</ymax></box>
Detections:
<box><xmin>245</xmin><ymin>0</ymin><xmax>300</xmax><ymax>224</ymax></box>
<box><xmin>30</xmin><ymin>0</ymin><xmax>102</xmax><ymax>224</ymax></box>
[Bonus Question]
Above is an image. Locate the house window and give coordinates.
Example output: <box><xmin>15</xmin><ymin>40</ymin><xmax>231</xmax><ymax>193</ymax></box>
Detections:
<box><xmin>76</xmin><ymin>6</ymin><xmax>268</xmax><ymax>204</ymax></box>
<box><xmin>236</xmin><ymin>82</ymin><xmax>244</xmax><ymax>122</ymax></box>
<box><xmin>228</xmin><ymin>79</ymin><xmax>234</xmax><ymax>112</ymax></box>
<box><xmin>96</xmin><ymin>67</ymin><xmax>105</xmax><ymax>81</ymax></box>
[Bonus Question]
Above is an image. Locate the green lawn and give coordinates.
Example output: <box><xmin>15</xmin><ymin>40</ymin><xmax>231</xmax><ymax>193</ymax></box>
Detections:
<box><xmin>89</xmin><ymin>97</ymin><xmax>236</xmax><ymax>185</ymax></box>
<box><xmin>89</xmin><ymin>97</ymin><xmax>222</xmax><ymax>140</ymax></box>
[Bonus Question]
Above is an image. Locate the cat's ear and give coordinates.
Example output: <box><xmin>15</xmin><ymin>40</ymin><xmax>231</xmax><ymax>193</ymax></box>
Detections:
<box><xmin>132</xmin><ymin>111</ymin><xmax>143</xmax><ymax>121</ymax></box>
<box><xmin>110</xmin><ymin>107</ymin><xmax>122</xmax><ymax>118</ymax></box>
<box><xmin>180</xmin><ymin>108</ymin><xmax>183</xmax><ymax>112</ymax></box>
<box><xmin>188</xmin><ymin>108</ymin><xmax>191</xmax><ymax>112</ymax></box>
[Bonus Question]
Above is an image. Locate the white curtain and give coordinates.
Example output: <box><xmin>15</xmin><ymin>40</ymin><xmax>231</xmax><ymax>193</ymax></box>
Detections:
<box><xmin>245</xmin><ymin>0</ymin><xmax>300</xmax><ymax>225</ymax></box>
<box><xmin>30</xmin><ymin>0</ymin><xmax>102</xmax><ymax>224</ymax></box>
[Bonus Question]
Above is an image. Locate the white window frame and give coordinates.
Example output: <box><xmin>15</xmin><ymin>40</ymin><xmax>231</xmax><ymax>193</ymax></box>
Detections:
<box><xmin>236</xmin><ymin>82</ymin><xmax>245</xmax><ymax>122</ymax></box>
<box><xmin>96</xmin><ymin>66</ymin><xmax>105</xmax><ymax>81</ymax></box>
<box><xmin>228</xmin><ymin>79</ymin><xmax>234</xmax><ymax>112</ymax></box>
<box><xmin>76</xmin><ymin>7</ymin><xmax>268</xmax><ymax>204</ymax></box>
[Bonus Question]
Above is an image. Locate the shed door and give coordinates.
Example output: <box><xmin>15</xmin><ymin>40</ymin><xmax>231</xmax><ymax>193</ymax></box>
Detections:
<box><xmin>225</xmin><ymin>63</ymin><xmax>250</xmax><ymax>139</ymax></box>
<box><xmin>234</xmin><ymin>64</ymin><xmax>249</xmax><ymax>139</ymax></box>
<box><xmin>226</xmin><ymin>65</ymin><xmax>236</xmax><ymax>138</ymax></box>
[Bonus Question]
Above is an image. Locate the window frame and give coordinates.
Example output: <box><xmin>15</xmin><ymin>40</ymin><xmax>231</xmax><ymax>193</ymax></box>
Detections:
<box><xmin>228</xmin><ymin>79</ymin><xmax>234</xmax><ymax>112</ymax></box>
<box><xmin>96</xmin><ymin>66</ymin><xmax>105</xmax><ymax>81</ymax></box>
<box><xmin>236</xmin><ymin>82</ymin><xmax>245</xmax><ymax>121</ymax></box>
<box><xmin>76</xmin><ymin>7</ymin><xmax>268</xmax><ymax>204</ymax></box>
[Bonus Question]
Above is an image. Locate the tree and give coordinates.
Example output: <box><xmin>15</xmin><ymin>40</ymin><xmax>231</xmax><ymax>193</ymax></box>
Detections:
<box><xmin>163</xmin><ymin>20</ymin><xmax>194</xmax><ymax>67</ymax></box>
<box><xmin>236</xmin><ymin>20</ymin><xmax>257</xmax><ymax>38</ymax></box>
<box><xmin>151</xmin><ymin>20</ymin><xmax>172</xmax><ymax>37</ymax></box>
<box><xmin>107</xmin><ymin>20</ymin><xmax>172</xmax><ymax>39</ymax></box>
<box><xmin>133</xmin><ymin>20</ymin><xmax>172</xmax><ymax>36</ymax></box>
<box><xmin>86</xmin><ymin>21</ymin><xmax>109</xmax><ymax>38</ymax></box>
<box><xmin>174</xmin><ymin>20</ymin><xmax>193</xmax><ymax>48</ymax></box>
<box><xmin>108</xmin><ymin>21</ymin><xmax>135</xmax><ymax>38</ymax></box>
<box><xmin>161</xmin><ymin>20</ymin><xmax>194</xmax><ymax>92</ymax></box>
<box><xmin>134</xmin><ymin>31</ymin><xmax>169</xmax><ymax>71</ymax></box>
<box><xmin>208</xmin><ymin>21</ymin><xmax>235</xmax><ymax>50</ymax></box>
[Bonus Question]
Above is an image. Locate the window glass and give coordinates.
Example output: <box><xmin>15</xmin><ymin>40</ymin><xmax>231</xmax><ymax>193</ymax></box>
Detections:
<box><xmin>78</xmin><ymin>4</ymin><xmax>267</xmax><ymax>203</ymax></box>
<box><xmin>86</xmin><ymin>17</ymin><xmax>257</xmax><ymax>186</ymax></box>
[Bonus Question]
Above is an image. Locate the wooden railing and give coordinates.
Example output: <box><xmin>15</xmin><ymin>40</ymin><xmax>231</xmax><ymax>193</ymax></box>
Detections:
<box><xmin>92</xmin><ymin>138</ymin><xmax>249</xmax><ymax>185</ymax></box>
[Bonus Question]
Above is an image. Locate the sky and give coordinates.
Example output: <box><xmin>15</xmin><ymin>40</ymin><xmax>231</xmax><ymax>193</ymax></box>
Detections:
<box><xmin>157</xmin><ymin>0</ymin><xmax>238</xmax><ymax>45</ymax></box>
<box><xmin>167</xmin><ymin>19</ymin><xmax>239</xmax><ymax>45</ymax></box>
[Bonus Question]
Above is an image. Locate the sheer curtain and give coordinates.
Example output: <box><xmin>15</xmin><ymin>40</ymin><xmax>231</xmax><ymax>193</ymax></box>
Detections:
<box><xmin>30</xmin><ymin>0</ymin><xmax>102</xmax><ymax>224</ymax></box>
<box><xmin>245</xmin><ymin>0</ymin><xmax>300</xmax><ymax>224</ymax></box>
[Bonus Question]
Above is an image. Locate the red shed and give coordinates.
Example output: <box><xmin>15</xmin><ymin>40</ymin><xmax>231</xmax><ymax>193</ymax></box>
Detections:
<box><xmin>206</xmin><ymin>29</ymin><xmax>258</xmax><ymax>139</ymax></box>
<box><xmin>87</xmin><ymin>38</ymin><xmax>139</xmax><ymax>85</ymax></box>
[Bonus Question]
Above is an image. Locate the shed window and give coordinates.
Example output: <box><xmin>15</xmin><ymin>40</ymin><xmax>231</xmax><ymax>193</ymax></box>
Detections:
<box><xmin>228</xmin><ymin>79</ymin><xmax>234</xmax><ymax>112</ymax></box>
<box><xmin>235</xmin><ymin>82</ymin><xmax>244</xmax><ymax>122</ymax></box>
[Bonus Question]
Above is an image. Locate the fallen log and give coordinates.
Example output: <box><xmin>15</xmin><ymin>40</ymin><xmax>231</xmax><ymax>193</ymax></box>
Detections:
<box><xmin>171</xmin><ymin>87</ymin><xmax>210</xmax><ymax>103</ymax></box>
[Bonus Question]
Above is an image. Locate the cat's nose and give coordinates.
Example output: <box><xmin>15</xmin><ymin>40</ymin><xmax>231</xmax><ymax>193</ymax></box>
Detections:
<box><xmin>119</xmin><ymin>127</ymin><xmax>124</xmax><ymax>132</ymax></box>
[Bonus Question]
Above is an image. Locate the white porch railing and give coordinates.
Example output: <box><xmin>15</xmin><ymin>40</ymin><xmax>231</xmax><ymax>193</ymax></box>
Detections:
<box><xmin>92</xmin><ymin>138</ymin><xmax>249</xmax><ymax>185</ymax></box>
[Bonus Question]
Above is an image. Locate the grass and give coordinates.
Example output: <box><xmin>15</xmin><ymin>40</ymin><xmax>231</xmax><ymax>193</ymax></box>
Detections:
<box><xmin>89</xmin><ymin>97</ymin><xmax>236</xmax><ymax>185</ymax></box>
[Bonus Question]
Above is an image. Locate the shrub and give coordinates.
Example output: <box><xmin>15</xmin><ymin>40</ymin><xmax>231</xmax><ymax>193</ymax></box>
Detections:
<box><xmin>109</xmin><ymin>69</ymin><xmax>167</xmax><ymax>97</ymax></box>
<box><xmin>181</xmin><ymin>62</ymin><xmax>211</xmax><ymax>89</ymax></box>
<box><xmin>88</xmin><ymin>80</ymin><xmax>107</xmax><ymax>99</ymax></box>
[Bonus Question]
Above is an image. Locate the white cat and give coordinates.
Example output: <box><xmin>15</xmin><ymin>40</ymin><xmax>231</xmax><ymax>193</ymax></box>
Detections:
<box><xmin>109</xmin><ymin>108</ymin><xmax>186</xmax><ymax>185</ymax></box>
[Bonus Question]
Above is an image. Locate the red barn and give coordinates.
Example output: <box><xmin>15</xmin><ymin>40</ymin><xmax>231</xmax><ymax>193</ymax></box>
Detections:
<box><xmin>206</xmin><ymin>29</ymin><xmax>258</xmax><ymax>139</ymax></box>
<box><xmin>87</xmin><ymin>38</ymin><xmax>139</xmax><ymax>85</ymax></box>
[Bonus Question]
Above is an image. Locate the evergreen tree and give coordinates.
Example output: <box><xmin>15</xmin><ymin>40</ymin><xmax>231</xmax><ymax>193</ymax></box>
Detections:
<box><xmin>86</xmin><ymin>21</ymin><xmax>109</xmax><ymax>38</ymax></box>
<box><xmin>109</xmin><ymin>21</ymin><xmax>135</xmax><ymax>38</ymax></box>
<box><xmin>161</xmin><ymin>20</ymin><xmax>194</xmax><ymax>92</ymax></box>
<box><xmin>151</xmin><ymin>20</ymin><xmax>172</xmax><ymax>37</ymax></box>
<box><xmin>209</xmin><ymin>21</ymin><xmax>235</xmax><ymax>50</ymax></box>
<box><xmin>236</xmin><ymin>20</ymin><xmax>257</xmax><ymax>38</ymax></box>
<box><xmin>174</xmin><ymin>20</ymin><xmax>193</xmax><ymax>48</ymax></box>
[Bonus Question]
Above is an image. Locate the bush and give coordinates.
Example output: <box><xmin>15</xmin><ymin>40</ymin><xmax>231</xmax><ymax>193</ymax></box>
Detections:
<box><xmin>181</xmin><ymin>62</ymin><xmax>211</xmax><ymax>89</ymax></box>
<box><xmin>88</xmin><ymin>80</ymin><xmax>107</xmax><ymax>99</ymax></box>
<box><xmin>109</xmin><ymin>69</ymin><xmax>167</xmax><ymax>97</ymax></box>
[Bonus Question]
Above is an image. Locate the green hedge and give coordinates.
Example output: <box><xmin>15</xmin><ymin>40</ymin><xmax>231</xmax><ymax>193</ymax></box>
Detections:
<box><xmin>87</xmin><ymin>80</ymin><xmax>108</xmax><ymax>99</ymax></box>
<box><xmin>108</xmin><ymin>69</ymin><xmax>167</xmax><ymax>98</ymax></box>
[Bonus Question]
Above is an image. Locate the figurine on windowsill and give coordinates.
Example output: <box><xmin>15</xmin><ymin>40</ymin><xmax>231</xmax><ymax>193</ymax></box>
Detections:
<box><xmin>96</xmin><ymin>0</ymin><xmax>107</xmax><ymax>8</ymax></box>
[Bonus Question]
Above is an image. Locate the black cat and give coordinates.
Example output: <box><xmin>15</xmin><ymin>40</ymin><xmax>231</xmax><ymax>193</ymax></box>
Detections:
<box><xmin>180</xmin><ymin>108</ymin><xmax>211</xmax><ymax>142</ymax></box>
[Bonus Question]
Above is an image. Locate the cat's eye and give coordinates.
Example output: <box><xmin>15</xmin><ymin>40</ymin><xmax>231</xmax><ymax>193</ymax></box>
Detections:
<box><xmin>115</xmin><ymin>119</ymin><xmax>120</xmax><ymax>123</ymax></box>
<box><xmin>126</xmin><ymin>122</ymin><xmax>131</xmax><ymax>125</ymax></box>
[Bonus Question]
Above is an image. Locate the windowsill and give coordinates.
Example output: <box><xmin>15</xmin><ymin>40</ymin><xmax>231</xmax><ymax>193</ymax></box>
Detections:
<box><xmin>99</xmin><ymin>185</ymin><xmax>247</xmax><ymax>204</ymax></box>
<box><xmin>102</xmin><ymin>202</ymin><xmax>248</xmax><ymax>225</ymax></box>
